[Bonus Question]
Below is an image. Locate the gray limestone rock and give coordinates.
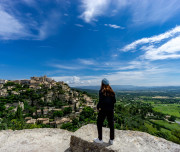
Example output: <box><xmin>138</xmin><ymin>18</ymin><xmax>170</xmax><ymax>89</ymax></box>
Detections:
<box><xmin>70</xmin><ymin>124</ymin><xmax>180</xmax><ymax>152</ymax></box>
<box><xmin>0</xmin><ymin>124</ymin><xmax>180</xmax><ymax>152</ymax></box>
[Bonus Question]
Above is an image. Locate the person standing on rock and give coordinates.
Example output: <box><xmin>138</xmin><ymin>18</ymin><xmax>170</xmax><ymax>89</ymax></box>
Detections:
<box><xmin>94</xmin><ymin>78</ymin><xmax>116</xmax><ymax>145</ymax></box>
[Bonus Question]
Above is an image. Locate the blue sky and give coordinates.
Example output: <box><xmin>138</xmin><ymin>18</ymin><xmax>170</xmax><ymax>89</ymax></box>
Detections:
<box><xmin>1</xmin><ymin>0</ymin><xmax>180</xmax><ymax>86</ymax></box>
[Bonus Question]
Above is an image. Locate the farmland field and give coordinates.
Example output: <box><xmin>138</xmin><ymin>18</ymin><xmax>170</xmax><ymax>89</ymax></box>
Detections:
<box><xmin>153</xmin><ymin>104</ymin><xmax>180</xmax><ymax>117</ymax></box>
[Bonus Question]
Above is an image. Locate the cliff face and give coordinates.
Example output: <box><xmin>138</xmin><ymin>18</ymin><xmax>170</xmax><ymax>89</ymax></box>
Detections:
<box><xmin>0</xmin><ymin>124</ymin><xmax>180</xmax><ymax>152</ymax></box>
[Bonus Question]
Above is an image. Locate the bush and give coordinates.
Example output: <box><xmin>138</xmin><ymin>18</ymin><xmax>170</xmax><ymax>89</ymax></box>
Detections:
<box><xmin>172</xmin><ymin>129</ymin><xmax>180</xmax><ymax>140</ymax></box>
<box><xmin>155</xmin><ymin>131</ymin><xmax>169</xmax><ymax>140</ymax></box>
<box><xmin>61</xmin><ymin>122</ymin><xmax>73</xmax><ymax>131</ymax></box>
<box><xmin>63</xmin><ymin>107</ymin><xmax>72</xmax><ymax>116</ymax></box>
<box><xmin>168</xmin><ymin>115</ymin><xmax>176</xmax><ymax>122</ymax></box>
<box><xmin>53</xmin><ymin>110</ymin><xmax>63</xmax><ymax>118</ymax></box>
<box><xmin>79</xmin><ymin>106</ymin><xmax>95</xmax><ymax>122</ymax></box>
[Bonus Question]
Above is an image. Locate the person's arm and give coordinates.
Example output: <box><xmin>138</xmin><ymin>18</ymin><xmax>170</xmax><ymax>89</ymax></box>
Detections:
<box><xmin>97</xmin><ymin>91</ymin><xmax>103</xmax><ymax>110</ymax></box>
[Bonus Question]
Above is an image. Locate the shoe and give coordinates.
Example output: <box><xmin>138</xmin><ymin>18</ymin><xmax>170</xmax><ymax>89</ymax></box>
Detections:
<box><xmin>109</xmin><ymin>139</ymin><xmax>113</xmax><ymax>145</ymax></box>
<box><xmin>93</xmin><ymin>138</ymin><xmax>103</xmax><ymax>144</ymax></box>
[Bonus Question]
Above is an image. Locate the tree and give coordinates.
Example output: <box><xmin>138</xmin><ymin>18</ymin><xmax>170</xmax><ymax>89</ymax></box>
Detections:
<box><xmin>172</xmin><ymin>129</ymin><xmax>180</xmax><ymax>140</ymax></box>
<box><xmin>63</xmin><ymin>107</ymin><xmax>72</xmax><ymax>116</ymax></box>
<box><xmin>15</xmin><ymin>106</ymin><xmax>23</xmax><ymax>120</ymax></box>
<box><xmin>79</xmin><ymin>106</ymin><xmax>95</xmax><ymax>122</ymax></box>
<box><xmin>53</xmin><ymin>110</ymin><xmax>63</xmax><ymax>118</ymax></box>
<box><xmin>61</xmin><ymin>122</ymin><xmax>73</xmax><ymax>131</ymax></box>
<box><xmin>168</xmin><ymin>115</ymin><xmax>176</xmax><ymax>122</ymax></box>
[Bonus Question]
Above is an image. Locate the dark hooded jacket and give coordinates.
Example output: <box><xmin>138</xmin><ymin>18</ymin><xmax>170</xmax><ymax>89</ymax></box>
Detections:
<box><xmin>97</xmin><ymin>90</ymin><xmax>116</xmax><ymax>111</ymax></box>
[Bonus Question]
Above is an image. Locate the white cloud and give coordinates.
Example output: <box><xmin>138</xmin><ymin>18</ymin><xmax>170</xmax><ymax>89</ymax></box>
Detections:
<box><xmin>122</xmin><ymin>26</ymin><xmax>180</xmax><ymax>52</ymax></box>
<box><xmin>22</xmin><ymin>0</ymin><xmax>37</xmax><ymax>7</ymax></box>
<box><xmin>104</xmin><ymin>24</ymin><xmax>124</xmax><ymax>29</ymax></box>
<box><xmin>52</xmin><ymin>76</ymin><xmax>89</xmax><ymax>85</ymax></box>
<box><xmin>75</xmin><ymin>24</ymin><xmax>84</xmax><ymax>27</ymax></box>
<box><xmin>51</xmin><ymin>65</ymin><xmax>176</xmax><ymax>86</ymax></box>
<box><xmin>80</xmin><ymin>0</ymin><xmax>180</xmax><ymax>24</ymax></box>
<box><xmin>142</xmin><ymin>36</ymin><xmax>180</xmax><ymax>60</ymax></box>
<box><xmin>121</xmin><ymin>26</ymin><xmax>180</xmax><ymax>61</ymax></box>
<box><xmin>79</xmin><ymin>0</ymin><xmax>110</xmax><ymax>23</ymax></box>
<box><xmin>129</xmin><ymin>0</ymin><xmax>180</xmax><ymax>25</ymax></box>
<box><xmin>0</xmin><ymin>1</ymin><xmax>61</xmax><ymax>40</ymax></box>
<box><xmin>78</xmin><ymin>59</ymin><xmax>95</xmax><ymax>65</ymax></box>
<box><xmin>37</xmin><ymin>11</ymin><xmax>61</xmax><ymax>40</ymax></box>
<box><xmin>0</xmin><ymin>6</ymin><xmax>30</xmax><ymax>40</ymax></box>
<box><xmin>50</xmin><ymin>64</ymin><xmax>84</xmax><ymax>70</ymax></box>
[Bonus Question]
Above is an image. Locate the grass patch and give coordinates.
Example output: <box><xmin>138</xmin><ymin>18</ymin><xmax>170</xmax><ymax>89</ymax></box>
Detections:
<box><xmin>153</xmin><ymin>104</ymin><xmax>180</xmax><ymax>117</ymax></box>
<box><xmin>151</xmin><ymin>119</ymin><xmax>180</xmax><ymax>131</ymax></box>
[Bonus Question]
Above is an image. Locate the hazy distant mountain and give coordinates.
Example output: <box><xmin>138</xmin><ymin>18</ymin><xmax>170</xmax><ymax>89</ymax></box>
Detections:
<box><xmin>73</xmin><ymin>85</ymin><xmax>180</xmax><ymax>92</ymax></box>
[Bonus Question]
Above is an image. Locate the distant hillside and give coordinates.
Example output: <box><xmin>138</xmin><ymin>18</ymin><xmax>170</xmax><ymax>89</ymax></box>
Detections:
<box><xmin>74</xmin><ymin>85</ymin><xmax>180</xmax><ymax>92</ymax></box>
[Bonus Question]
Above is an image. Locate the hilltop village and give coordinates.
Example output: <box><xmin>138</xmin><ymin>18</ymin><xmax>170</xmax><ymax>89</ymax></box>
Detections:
<box><xmin>0</xmin><ymin>76</ymin><xmax>96</xmax><ymax>129</ymax></box>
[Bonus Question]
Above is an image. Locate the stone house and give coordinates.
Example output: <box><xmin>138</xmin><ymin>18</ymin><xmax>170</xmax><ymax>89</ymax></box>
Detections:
<box><xmin>37</xmin><ymin>118</ymin><xmax>49</xmax><ymax>124</ymax></box>
<box><xmin>7</xmin><ymin>86</ymin><xmax>15</xmax><ymax>90</ymax></box>
<box><xmin>11</xmin><ymin>91</ymin><xmax>20</xmax><ymax>95</ymax></box>
<box><xmin>43</xmin><ymin>109</ymin><xmax>49</xmax><ymax>116</ymax></box>
<box><xmin>12</xmin><ymin>80</ymin><xmax>21</xmax><ymax>84</ymax></box>
<box><xmin>25</xmin><ymin>117</ymin><xmax>32</xmax><ymax>121</ymax></box>
<box><xmin>20</xmin><ymin>79</ymin><xmax>30</xmax><ymax>85</ymax></box>
<box><xmin>52</xmin><ymin>108</ymin><xmax>62</xmax><ymax>112</ymax></box>
<box><xmin>0</xmin><ymin>84</ymin><xmax>4</xmax><ymax>89</ymax></box>
<box><xmin>26</xmin><ymin>119</ymin><xmax>37</xmax><ymax>124</ymax></box>
<box><xmin>36</xmin><ymin>110</ymin><xmax>42</xmax><ymax>116</ymax></box>
<box><xmin>0</xmin><ymin>79</ymin><xmax>7</xmax><ymax>84</ymax></box>
<box><xmin>0</xmin><ymin>89</ymin><xmax>8</xmax><ymax>97</ymax></box>
<box><xmin>5</xmin><ymin>101</ymin><xmax>24</xmax><ymax>112</ymax></box>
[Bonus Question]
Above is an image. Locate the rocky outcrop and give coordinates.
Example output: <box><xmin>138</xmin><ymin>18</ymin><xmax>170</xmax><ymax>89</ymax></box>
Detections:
<box><xmin>0</xmin><ymin>124</ymin><xmax>180</xmax><ymax>152</ymax></box>
<box><xmin>70</xmin><ymin>124</ymin><xmax>180</xmax><ymax>152</ymax></box>
<box><xmin>0</xmin><ymin>128</ymin><xmax>73</xmax><ymax>152</ymax></box>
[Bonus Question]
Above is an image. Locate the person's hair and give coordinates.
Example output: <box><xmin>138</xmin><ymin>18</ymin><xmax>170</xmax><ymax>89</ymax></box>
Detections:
<box><xmin>100</xmin><ymin>82</ymin><xmax>115</xmax><ymax>96</ymax></box>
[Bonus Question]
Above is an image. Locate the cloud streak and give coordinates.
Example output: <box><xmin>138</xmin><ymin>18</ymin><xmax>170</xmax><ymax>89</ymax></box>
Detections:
<box><xmin>0</xmin><ymin>1</ymin><xmax>61</xmax><ymax>40</ymax></box>
<box><xmin>121</xmin><ymin>25</ymin><xmax>180</xmax><ymax>60</ymax></box>
<box><xmin>80</xmin><ymin>0</ymin><xmax>180</xmax><ymax>24</ymax></box>
<box><xmin>104</xmin><ymin>24</ymin><xmax>124</xmax><ymax>29</ymax></box>
<box><xmin>79</xmin><ymin>0</ymin><xmax>110</xmax><ymax>23</ymax></box>
<box><xmin>122</xmin><ymin>26</ymin><xmax>180</xmax><ymax>52</ymax></box>
<box><xmin>0</xmin><ymin>6</ymin><xmax>31</xmax><ymax>40</ymax></box>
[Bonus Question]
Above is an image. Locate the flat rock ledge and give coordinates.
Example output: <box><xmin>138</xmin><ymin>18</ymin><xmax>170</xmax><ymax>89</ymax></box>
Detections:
<box><xmin>0</xmin><ymin>124</ymin><xmax>180</xmax><ymax>152</ymax></box>
<box><xmin>70</xmin><ymin>124</ymin><xmax>180</xmax><ymax>152</ymax></box>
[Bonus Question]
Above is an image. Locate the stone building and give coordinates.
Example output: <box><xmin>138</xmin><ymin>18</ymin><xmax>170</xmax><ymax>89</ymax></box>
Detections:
<box><xmin>37</xmin><ymin>118</ymin><xmax>49</xmax><ymax>124</ymax></box>
<box><xmin>0</xmin><ymin>79</ymin><xmax>7</xmax><ymax>84</ymax></box>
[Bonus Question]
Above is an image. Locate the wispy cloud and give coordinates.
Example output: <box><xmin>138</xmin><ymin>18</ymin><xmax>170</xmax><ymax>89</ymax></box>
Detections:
<box><xmin>52</xmin><ymin>76</ymin><xmax>83</xmax><ymax>85</ymax></box>
<box><xmin>78</xmin><ymin>59</ymin><xmax>96</xmax><ymax>65</ymax></box>
<box><xmin>79</xmin><ymin>0</ymin><xmax>110</xmax><ymax>23</ymax></box>
<box><xmin>129</xmin><ymin>0</ymin><xmax>180</xmax><ymax>25</ymax></box>
<box><xmin>51</xmin><ymin>66</ymin><xmax>177</xmax><ymax>86</ymax></box>
<box><xmin>121</xmin><ymin>26</ymin><xmax>180</xmax><ymax>61</ymax></box>
<box><xmin>0</xmin><ymin>6</ymin><xmax>31</xmax><ymax>40</ymax></box>
<box><xmin>0</xmin><ymin>1</ymin><xmax>61</xmax><ymax>40</ymax></box>
<box><xmin>50</xmin><ymin>64</ymin><xmax>84</xmax><ymax>70</ymax></box>
<box><xmin>104</xmin><ymin>24</ymin><xmax>124</xmax><ymax>29</ymax></box>
<box><xmin>75</xmin><ymin>24</ymin><xmax>84</xmax><ymax>27</ymax></box>
<box><xmin>80</xmin><ymin>0</ymin><xmax>180</xmax><ymax>24</ymax></box>
<box><xmin>142</xmin><ymin>36</ymin><xmax>180</xmax><ymax>60</ymax></box>
<box><xmin>122</xmin><ymin>26</ymin><xmax>180</xmax><ymax>52</ymax></box>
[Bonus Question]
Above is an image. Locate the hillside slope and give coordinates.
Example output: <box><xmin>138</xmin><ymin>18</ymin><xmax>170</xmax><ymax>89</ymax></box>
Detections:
<box><xmin>0</xmin><ymin>124</ymin><xmax>180</xmax><ymax>152</ymax></box>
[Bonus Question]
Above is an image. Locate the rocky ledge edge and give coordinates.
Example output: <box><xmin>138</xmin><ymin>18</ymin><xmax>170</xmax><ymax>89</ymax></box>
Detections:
<box><xmin>0</xmin><ymin>124</ymin><xmax>180</xmax><ymax>152</ymax></box>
